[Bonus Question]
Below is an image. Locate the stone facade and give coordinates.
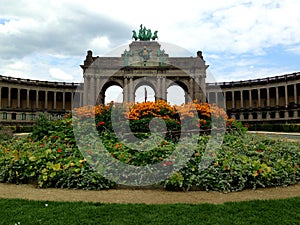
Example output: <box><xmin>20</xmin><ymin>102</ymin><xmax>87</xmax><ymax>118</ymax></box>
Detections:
<box><xmin>0</xmin><ymin>75</ymin><xmax>83</xmax><ymax>125</ymax></box>
<box><xmin>207</xmin><ymin>72</ymin><xmax>300</xmax><ymax>123</ymax></box>
<box><xmin>81</xmin><ymin>41</ymin><xmax>207</xmax><ymax>105</ymax></box>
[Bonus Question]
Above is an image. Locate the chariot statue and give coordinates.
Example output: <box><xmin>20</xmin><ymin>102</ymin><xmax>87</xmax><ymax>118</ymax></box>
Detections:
<box><xmin>132</xmin><ymin>24</ymin><xmax>158</xmax><ymax>41</ymax></box>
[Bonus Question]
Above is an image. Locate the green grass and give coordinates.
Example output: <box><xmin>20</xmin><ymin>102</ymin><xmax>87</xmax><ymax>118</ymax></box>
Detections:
<box><xmin>0</xmin><ymin>197</ymin><xmax>299</xmax><ymax>225</ymax></box>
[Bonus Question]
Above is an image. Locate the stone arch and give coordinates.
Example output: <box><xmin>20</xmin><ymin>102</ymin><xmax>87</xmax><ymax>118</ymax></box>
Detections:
<box><xmin>167</xmin><ymin>80</ymin><xmax>189</xmax><ymax>104</ymax></box>
<box><xmin>134</xmin><ymin>80</ymin><xmax>157</xmax><ymax>102</ymax></box>
<box><xmin>100</xmin><ymin>80</ymin><xmax>123</xmax><ymax>105</ymax></box>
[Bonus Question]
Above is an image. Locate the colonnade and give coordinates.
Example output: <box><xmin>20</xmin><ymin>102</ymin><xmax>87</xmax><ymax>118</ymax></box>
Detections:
<box><xmin>206</xmin><ymin>73</ymin><xmax>300</xmax><ymax>122</ymax></box>
<box><xmin>2</xmin><ymin>71</ymin><xmax>299</xmax><ymax>125</ymax></box>
<box><xmin>0</xmin><ymin>75</ymin><xmax>83</xmax><ymax>124</ymax></box>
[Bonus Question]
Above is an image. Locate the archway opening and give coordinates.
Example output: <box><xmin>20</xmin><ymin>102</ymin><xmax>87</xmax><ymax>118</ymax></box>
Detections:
<box><xmin>135</xmin><ymin>85</ymin><xmax>155</xmax><ymax>103</ymax></box>
<box><xmin>104</xmin><ymin>85</ymin><xmax>123</xmax><ymax>104</ymax></box>
<box><xmin>167</xmin><ymin>84</ymin><xmax>186</xmax><ymax>105</ymax></box>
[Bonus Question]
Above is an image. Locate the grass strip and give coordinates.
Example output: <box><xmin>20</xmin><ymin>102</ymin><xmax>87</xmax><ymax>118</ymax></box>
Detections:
<box><xmin>0</xmin><ymin>197</ymin><xmax>299</xmax><ymax>225</ymax></box>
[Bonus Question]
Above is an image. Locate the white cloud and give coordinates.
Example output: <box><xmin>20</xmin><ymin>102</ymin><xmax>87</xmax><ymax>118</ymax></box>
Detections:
<box><xmin>0</xmin><ymin>0</ymin><xmax>299</xmax><ymax>83</ymax></box>
<box><xmin>2</xmin><ymin>61</ymin><xmax>31</xmax><ymax>78</ymax></box>
<box><xmin>49</xmin><ymin>68</ymin><xmax>74</xmax><ymax>81</ymax></box>
<box><xmin>89</xmin><ymin>36</ymin><xmax>111</xmax><ymax>54</ymax></box>
<box><xmin>286</xmin><ymin>45</ymin><xmax>300</xmax><ymax>55</ymax></box>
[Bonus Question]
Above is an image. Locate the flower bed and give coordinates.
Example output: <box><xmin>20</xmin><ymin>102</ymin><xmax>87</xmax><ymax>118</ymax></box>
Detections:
<box><xmin>0</xmin><ymin>101</ymin><xmax>299</xmax><ymax>192</ymax></box>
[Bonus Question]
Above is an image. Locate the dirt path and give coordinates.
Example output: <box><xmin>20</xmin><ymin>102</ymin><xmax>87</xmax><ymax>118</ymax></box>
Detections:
<box><xmin>0</xmin><ymin>183</ymin><xmax>299</xmax><ymax>204</ymax></box>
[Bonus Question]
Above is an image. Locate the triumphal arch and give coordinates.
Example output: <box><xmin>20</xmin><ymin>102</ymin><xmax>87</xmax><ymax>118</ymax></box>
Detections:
<box><xmin>80</xmin><ymin>25</ymin><xmax>208</xmax><ymax>105</ymax></box>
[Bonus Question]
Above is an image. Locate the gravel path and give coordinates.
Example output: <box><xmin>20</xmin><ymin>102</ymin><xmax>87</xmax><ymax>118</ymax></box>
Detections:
<box><xmin>0</xmin><ymin>183</ymin><xmax>299</xmax><ymax>204</ymax></box>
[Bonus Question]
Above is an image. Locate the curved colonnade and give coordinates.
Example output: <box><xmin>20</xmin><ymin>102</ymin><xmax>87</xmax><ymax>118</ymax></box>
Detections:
<box><xmin>1</xmin><ymin>72</ymin><xmax>299</xmax><ymax>125</ymax></box>
<box><xmin>207</xmin><ymin>72</ymin><xmax>300</xmax><ymax>123</ymax></box>
<box><xmin>0</xmin><ymin>75</ymin><xmax>83</xmax><ymax>125</ymax></box>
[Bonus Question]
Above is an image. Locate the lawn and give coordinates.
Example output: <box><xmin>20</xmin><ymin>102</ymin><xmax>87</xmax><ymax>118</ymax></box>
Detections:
<box><xmin>0</xmin><ymin>101</ymin><xmax>299</xmax><ymax>224</ymax></box>
<box><xmin>0</xmin><ymin>197</ymin><xmax>299</xmax><ymax>225</ymax></box>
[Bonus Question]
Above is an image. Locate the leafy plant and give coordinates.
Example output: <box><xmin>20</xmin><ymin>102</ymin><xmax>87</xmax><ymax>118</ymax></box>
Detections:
<box><xmin>31</xmin><ymin>114</ymin><xmax>54</xmax><ymax>141</ymax></box>
<box><xmin>0</xmin><ymin>126</ymin><xmax>14</xmax><ymax>141</ymax></box>
<box><xmin>0</xmin><ymin>101</ymin><xmax>299</xmax><ymax>192</ymax></box>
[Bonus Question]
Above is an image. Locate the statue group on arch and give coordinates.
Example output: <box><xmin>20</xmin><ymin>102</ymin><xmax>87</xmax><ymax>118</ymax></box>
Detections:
<box><xmin>132</xmin><ymin>24</ymin><xmax>158</xmax><ymax>41</ymax></box>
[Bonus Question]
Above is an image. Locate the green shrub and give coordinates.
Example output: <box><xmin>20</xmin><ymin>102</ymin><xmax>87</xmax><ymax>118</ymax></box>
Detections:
<box><xmin>0</xmin><ymin>117</ymin><xmax>114</xmax><ymax>190</ymax></box>
<box><xmin>1</xmin><ymin>104</ymin><xmax>299</xmax><ymax>192</ymax></box>
<box><xmin>0</xmin><ymin>126</ymin><xmax>14</xmax><ymax>141</ymax></box>
<box><xmin>19</xmin><ymin>126</ymin><xmax>33</xmax><ymax>133</ymax></box>
<box><xmin>249</xmin><ymin>123</ymin><xmax>300</xmax><ymax>132</ymax></box>
<box><xmin>30</xmin><ymin>114</ymin><xmax>54</xmax><ymax>141</ymax></box>
<box><xmin>162</xmin><ymin>132</ymin><xmax>300</xmax><ymax>192</ymax></box>
<box><xmin>1</xmin><ymin>116</ymin><xmax>299</xmax><ymax>192</ymax></box>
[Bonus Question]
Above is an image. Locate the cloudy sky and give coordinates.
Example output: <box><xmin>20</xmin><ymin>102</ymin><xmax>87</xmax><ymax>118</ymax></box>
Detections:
<box><xmin>1</xmin><ymin>0</ymin><xmax>300</xmax><ymax>84</ymax></box>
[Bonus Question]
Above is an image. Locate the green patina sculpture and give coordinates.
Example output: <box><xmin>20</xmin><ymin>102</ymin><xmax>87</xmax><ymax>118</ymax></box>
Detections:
<box><xmin>132</xmin><ymin>30</ymin><xmax>138</xmax><ymax>41</ymax></box>
<box><xmin>132</xmin><ymin>24</ymin><xmax>158</xmax><ymax>41</ymax></box>
<box><xmin>151</xmin><ymin>31</ymin><xmax>158</xmax><ymax>40</ymax></box>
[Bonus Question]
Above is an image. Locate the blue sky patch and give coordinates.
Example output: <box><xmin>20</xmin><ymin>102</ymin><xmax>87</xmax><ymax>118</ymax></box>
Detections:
<box><xmin>0</xmin><ymin>18</ymin><xmax>10</xmax><ymax>25</ymax></box>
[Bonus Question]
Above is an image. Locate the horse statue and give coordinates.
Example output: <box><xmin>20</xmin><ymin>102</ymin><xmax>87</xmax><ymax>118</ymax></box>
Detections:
<box><xmin>132</xmin><ymin>30</ymin><xmax>138</xmax><ymax>41</ymax></box>
<box><xmin>132</xmin><ymin>25</ymin><xmax>158</xmax><ymax>41</ymax></box>
<box><xmin>151</xmin><ymin>31</ymin><xmax>158</xmax><ymax>40</ymax></box>
<box><xmin>146</xmin><ymin>29</ymin><xmax>152</xmax><ymax>41</ymax></box>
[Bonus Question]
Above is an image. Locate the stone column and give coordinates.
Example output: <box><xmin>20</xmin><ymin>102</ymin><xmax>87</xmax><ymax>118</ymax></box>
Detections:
<box><xmin>240</xmin><ymin>90</ymin><xmax>244</xmax><ymax>108</ymax></box>
<box><xmin>284</xmin><ymin>85</ymin><xmax>289</xmax><ymax>118</ymax></box>
<box><xmin>240</xmin><ymin>112</ymin><xmax>244</xmax><ymax>121</ymax></box>
<box><xmin>257</xmin><ymin>112</ymin><xmax>262</xmax><ymax>120</ymax></box>
<box><xmin>258</xmin><ymin>89</ymin><xmax>261</xmax><ymax>108</ymax></box>
<box><xmin>206</xmin><ymin>92</ymin><xmax>210</xmax><ymax>103</ymax></box>
<box><xmin>45</xmin><ymin>91</ymin><xmax>48</xmax><ymax>109</ymax></box>
<box><xmin>35</xmin><ymin>90</ymin><xmax>39</xmax><ymax>109</ymax></box>
<box><xmin>162</xmin><ymin>77</ymin><xmax>166</xmax><ymax>100</ymax></box>
<box><xmin>123</xmin><ymin>77</ymin><xmax>128</xmax><ymax>102</ymax></box>
<box><xmin>294</xmin><ymin>84</ymin><xmax>297</xmax><ymax>104</ymax></box>
<box><xmin>266</xmin><ymin>111</ymin><xmax>271</xmax><ymax>120</ymax></box>
<box><xmin>70</xmin><ymin>92</ymin><xmax>74</xmax><ymax>109</ymax></box>
<box><xmin>223</xmin><ymin>91</ymin><xmax>227</xmax><ymax>109</ymax></box>
<box><xmin>62</xmin><ymin>92</ymin><xmax>65</xmax><ymax>110</ymax></box>
<box><xmin>189</xmin><ymin>78</ymin><xmax>194</xmax><ymax>101</ymax></box>
<box><xmin>194</xmin><ymin>75</ymin><xmax>202</xmax><ymax>102</ymax></box>
<box><xmin>17</xmin><ymin>88</ymin><xmax>20</xmax><ymax>108</ymax></box>
<box><xmin>232</xmin><ymin>91</ymin><xmax>235</xmax><ymax>109</ymax></box>
<box><xmin>266</xmin><ymin>88</ymin><xmax>270</xmax><ymax>107</ymax></box>
<box><xmin>249</xmin><ymin>90</ymin><xmax>252</xmax><ymax>108</ymax></box>
<box><xmin>83</xmin><ymin>76</ymin><xmax>89</xmax><ymax>106</ymax></box>
<box><xmin>215</xmin><ymin>92</ymin><xmax>218</xmax><ymax>105</ymax></box>
<box><xmin>26</xmin><ymin>89</ymin><xmax>30</xmax><ymax>108</ymax></box>
<box><xmin>79</xmin><ymin>92</ymin><xmax>83</xmax><ymax>107</ymax></box>
<box><xmin>266</xmin><ymin>88</ymin><xmax>271</xmax><ymax>119</ymax></box>
<box><xmin>293</xmin><ymin>109</ymin><xmax>297</xmax><ymax>118</ymax></box>
<box><xmin>248</xmin><ymin>112</ymin><xmax>253</xmax><ymax>120</ymax></box>
<box><xmin>96</xmin><ymin>77</ymin><xmax>101</xmax><ymax>104</ymax></box>
<box><xmin>275</xmin><ymin>87</ymin><xmax>280</xmax><ymax>119</ymax></box>
<box><xmin>275</xmin><ymin>86</ymin><xmax>279</xmax><ymax>106</ymax></box>
<box><xmin>53</xmin><ymin>92</ymin><xmax>57</xmax><ymax>109</ymax></box>
<box><xmin>129</xmin><ymin>77</ymin><xmax>134</xmax><ymax>102</ymax></box>
<box><xmin>90</xmin><ymin>76</ymin><xmax>95</xmax><ymax>105</ymax></box>
<box><xmin>200</xmin><ymin>75</ymin><xmax>206</xmax><ymax>102</ymax></box>
<box><xmin>284</xmin><ymin>85</ymin><xmax>288</xmax><ymax>107</ymax></box>
<box><xmin>157</xmin><ymin>76</ymin><xmax>161</xmax><ymax>100</ymax></box>
<box><xmin>8</xmin><ymin>87</ymin><xmax>11</xmax><ymax>108</ymax></box>
<box><xmin>231</xmin><ymin>113</ymin><xmax>236</xmax><ymax>120</ymax></box>
<box><xmin>81</xmin><ymin>92</ymin><xmax>84</xmax><ymax>107</ymax></box>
